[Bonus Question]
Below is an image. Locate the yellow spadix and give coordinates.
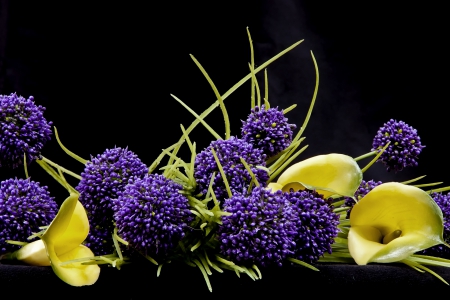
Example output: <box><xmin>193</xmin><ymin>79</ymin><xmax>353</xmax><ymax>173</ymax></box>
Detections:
<box><xmin>276</xmin><ymin>153</ymin><xmax>362</xmax><ymax>198</ymax></box>
<box><xmin>348</xmin><ymin>182</ymin><xmax>445</xmax><ymax>265</ymax></box>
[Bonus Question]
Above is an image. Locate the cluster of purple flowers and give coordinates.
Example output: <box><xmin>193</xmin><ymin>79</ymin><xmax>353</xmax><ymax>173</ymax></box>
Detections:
<box><xmin>0</xmin><ymin>93</ymin><xmax>52</xmax><ymax>168</ymax></box>
<box><xmin>113</xmin><ymin>174</ymin><xmax>193</xmax><ymax>259</ymax></box>
<box><xmin>0</xmin><ymin>178</ymin><xmax>58</xmax><ymax>254</ymax></box>
<box><xmin>241</xmin><ymin>105</ymin><xmax>296</xmax><ymax>157</ymax></box>
<box><xmin>194</xmin><ymin>136</ymin><xmax>269</xmax><ymax>201</ymax></box>
<box><xmin>372</xmin><ymin>119</ymin><xmax>425</xmax><ymax>172</ymax></box>
<box><xmin>217</xmin><ymin>186</ymin><xmax>339</xmax><ymax>266</ymax></box>
<box><xmin>76</xmin><ymin>147</ymin><xmax>148</xmax><ymax>255</ymax></box>
<box><xmin>286</xmin><ymin>190</ymin><xmax>340</xmax><ymax>263</ymax></box>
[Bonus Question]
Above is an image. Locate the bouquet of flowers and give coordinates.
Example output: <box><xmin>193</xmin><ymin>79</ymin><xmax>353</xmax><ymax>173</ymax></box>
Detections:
<box><xmin>1</xmin><ymin>29</ymin><xmax>450</xmax><ymax>291</ymax></box>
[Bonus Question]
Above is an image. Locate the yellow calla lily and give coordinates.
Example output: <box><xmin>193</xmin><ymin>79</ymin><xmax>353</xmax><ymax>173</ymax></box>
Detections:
<box><xmin>276</xmin><ymin>153</ymin><xmax>362</xmax><ymax>198</ymax></box>
<box><xmin>348</xmin><ymin>182</ymin><xmax>445</xmax><ymax>265</ymax></box>
<box><xmin>8</xmin><ymin>193</ymin><xmax>100</xmax><ymax>286</ymax></box>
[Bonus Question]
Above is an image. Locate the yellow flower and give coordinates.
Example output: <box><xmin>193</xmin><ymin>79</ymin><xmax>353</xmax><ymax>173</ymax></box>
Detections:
<box><xmin>348</xmin><ymin>182</ymin><xmax>445</xmax><ymax>265</ymax></box>
<box><xmin>274</xmin><ymin>153</ymin><xmax>362</xmax><ymax>198</ymax></box>
<box><xmin>9</xmin><ymin>193</ymin><xmax>100</xmax><ymax>286</ymax></box>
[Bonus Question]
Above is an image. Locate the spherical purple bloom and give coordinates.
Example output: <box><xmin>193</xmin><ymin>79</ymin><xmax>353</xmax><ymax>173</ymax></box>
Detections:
<box><xmin>372</xmin><ymin>119</ymin><xmax>425</xmax><ymax>172</ymax></box>
<box><xmin>113</xmin><ymin>173</ymin><xmax>193</xmax><ymax>259</ymax></box>
<box><xmin>76</xmin><ymin>147</ymin><xmax>148</xmax><ymax>255</ymax></box>
<box><xmin>343</xmin><ymin>179</ymin><xmax>383</xmax><ymax>218</ymax></box>
<box><xmin>285</xmin><ymin>190</ymin><xmax>339</xmax><ymax>263</ymax></box>
<box><xmin>194</xmin><ymin>136</ymin><xmax>269</xmax><ymax>202</ymax></box>
<box><xmin>0</xmin><ymin>93</ymin><xmax>53</xmax><ymax>168</ymax></box>
<box><xmin>0</xmin><ymin>178</ymin><xmax>58</xmax><ymax>255</ymax></box>
<box><xmin>241</xmin><ymin>105</ymin><xmax>296</xmax><ymax>157</ymax></box>
<box><xmin>419</xmin><ymin>192</ymin><xmax>450</xmax><ymax>258</ymax></box>
<box><xmin>217</xmin><ymin>186</ymin><xmax>296</xmax><ymax>267</ymax></box>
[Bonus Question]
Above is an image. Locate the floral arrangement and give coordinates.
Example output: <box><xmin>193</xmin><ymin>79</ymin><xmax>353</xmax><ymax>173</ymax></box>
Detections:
<box><xmin>1</xmin><ymin>29</ymin><xmax>450</xmax><ymax>291</ymax></box>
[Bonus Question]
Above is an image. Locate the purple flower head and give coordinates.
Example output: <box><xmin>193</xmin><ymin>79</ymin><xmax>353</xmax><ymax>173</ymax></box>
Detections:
<box><xmin>419</xmin><ymin>192</ymin><xmax>450</xmax><ymax>258</ymax></box>
<box><xmin>285</xmin><ymin>190</ymin><xmax>339</xmax><ymax>263</ymax></box>
<box><xmin>217</xmin><ymin>186</ymin><xmax>296</xmax><ymax>267</ymax></box>
<box><xmin>194</xmin><ymin>136</ymin><xmax>269</xmax><ymax>202</ymax></box>
<box><xmin>241</xmin><ymin>105</ymin><xmax>296</xmax><ymax>157</ymax></box>
<box><xmin>0</xmin><ymin>93</ymin><xmax>53</xmax><ymax>168</ymax></box>
<box><xmin>76</xmin><ymin>147</ymin><xmax>148</xmax><ymax>255</ymax></box>
<box><xmin>343</xmin><ymin>179</ymin><xmax>383</xmax><ymax>218</ymax></box>
<box><xmin>372</xmin><ymin>119</ymin><xmax>425</xmax><ymax>172</ymax></box>
<box><xmin>113</xmin><ymin>174</ymin><xmax>193</xmax><ymax>259</ymax></box>
<box><xmin>0</xmin><ymin>178</ymin><xmax>58</xmax><ymax>255</ymax></box>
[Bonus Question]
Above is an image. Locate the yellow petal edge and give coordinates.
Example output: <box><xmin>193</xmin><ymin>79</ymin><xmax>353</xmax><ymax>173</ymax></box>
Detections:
<box><xmin>348</xmin><ymin>182</ymin><xmax>445</xmax><ymax>265</ymax></box>
<box><xmin>276</xmin><ymin>153</ymin><xmax>362</xmax><ymax>198</ymax></box>
<box><xmin>41</xmin><ymin>193</ymin><xmax>100</xmax><ymax>286</ymax></box>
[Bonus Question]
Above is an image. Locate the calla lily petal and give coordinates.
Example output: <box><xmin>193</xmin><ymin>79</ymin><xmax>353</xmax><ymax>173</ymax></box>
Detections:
<box><xmin>11</xmin><ymin>239</ymin><xmax>50</xmax><ymax>266</ymax></box>
<box><xmin>276</xmin><ymin>153</ymin><xmax>362</xmax><ymax>198</ymax></box>
<box><xmin>46</xmin><ymin>243</ymin><xmax>100</xmax><ymax>286</ymax></box>
<box><xmin>267</xmin><ymin>182</ymin><xmax>283</xmax><ymax>191</ymax></box>
<box><xmin>41</xmin><ymin>193</ymin><xmax>100</xmax><ymax>286</ymax></box>
<box><xmin>348</xmin><ymin>182</ymin><xmax>445</xmax><ymax>265</ymax></box>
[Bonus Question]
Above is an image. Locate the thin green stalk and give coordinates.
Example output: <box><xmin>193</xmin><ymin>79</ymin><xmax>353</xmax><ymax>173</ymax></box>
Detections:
<box><xmin>41</xmin><ymin>156</ymin><xmax>82</xmax><ymax>180</ymax></box>
<box><xmin>361</xmin><ymin>142</ymin><xmax>390</xmax><ymax>173</ymax></box>
<box><xmin>264</xmin><ymin>68</ymin><xmax>269</xmax><ymax>108</ymax></box>
<box><xmin>170</xmin><ymin>94</ymin><xmax>222</xmax><ymax>140</ymax></box>
<box><xmin>353</xmin><ymin>150</ymin><xmax>377</xmax><ymax>162</ymax></box>
<box><xmin>190</xmin><ymin>55</ymin><xmax>230</xmax><ymax>140</ymax></box>
<box><xmin>54</xmin><ymin>127</ymin><xmax>88</xmax><ymax>164</ymax></box>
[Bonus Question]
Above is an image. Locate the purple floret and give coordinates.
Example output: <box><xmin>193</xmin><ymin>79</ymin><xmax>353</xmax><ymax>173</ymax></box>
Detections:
<box><xmin>194</xmin><ymin>136</ymin><xmax>269</xmax><ymax>202</ymax></box>
<box><xmin>285</xmin><ymin>190</ymin><xmax>339</xmax><ymax>263</ymax></box>
<box><xmin>113</xmin><ymin>174</ymin><xmax>193</xmax><ymax>259</ymax></box>
<box><xmin>76</xmin><ymin>147</ymin><xmax>148</xmax><ymax>255</ymax></box>
<box><xmin>0</xmin><ymin>93</ymin><xmax>52</xmax><ymax>168</ymax></box>
<box><xmin>217</xmin><ymin>186</ymin><xmax>296</xmax><ymax>267</ymax></box>
<box><xmin>419</xmin><ymin>192</ymin><xmax>450</xmax><ymax>258</ymax></box>
<box><xmin>0</xmin><ymin>178</ymin><xmax>58</xmax><ymax>254</ymax></box>
<box><xmin>241</xmin><ymin>105</ymin><xmax>296</xmax><ymax>157</ymax></box>
<box><xmin>372</xmin><ymin>119</ymin><xmax>425</xmax><ymax>172</ymax></box>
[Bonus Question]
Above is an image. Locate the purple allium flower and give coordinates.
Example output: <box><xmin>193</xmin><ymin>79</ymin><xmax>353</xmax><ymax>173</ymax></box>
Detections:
<box><xmin>241</xmin><ymin>105</ymin><xmax>296</xmax><ymax>157</ymax></box>
<box><xmin>371</xmin><ymin>119</ymin><xmax>425</xmax><ymax>172</ymax></box>
<box><xmin>76</xmin><ymin>147</ymin><xmax>148</xmax><ymax>255</ymax></box>
<box><xmin>113</xmin><ymin>173</ymin><xmax>193</xmax><ymax>258</ymax></box>
<box><xmin>0</xmin><ymin>93</ymin><xmax>52</xmax><ymax>168</ymax></box>
<box><xmin>194</xmin><ymin>136</ymin><xmax>269</xmax><ymax>202</ymax></box>
<box><xmin>0</xmin><ymin>178</ymin><xmax>58</xmax><ymax>254</ymax></box>
<box><xmin>419</xmin><ymin>192</ymin><xmax>450</xmax><ymax>258</ymax></box>
<box><xmin>217</xmin><ymin>186</ymin><xmax>296</xmax><ymax>267</ymax></box>
<box><xmin>343</xmin><ymin>179</ymin><xmax>383</xmax><ymax>218</ymax></box>
<box><xmin>285</xmin><ymin>190</ymin><xmax>339</xmax><ymax>263</ymax></box>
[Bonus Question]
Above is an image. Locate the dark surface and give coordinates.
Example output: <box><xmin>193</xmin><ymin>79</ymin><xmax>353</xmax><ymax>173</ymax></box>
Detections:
<box><xmin>2</xmin><ymin>262</ymin><xmax>450</xmax><ymax>297</ymax></box>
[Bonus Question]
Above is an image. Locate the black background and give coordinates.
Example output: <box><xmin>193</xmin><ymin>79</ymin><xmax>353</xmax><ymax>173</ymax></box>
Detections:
<box><xmin>1</xmin><ymin>1</ymin><xmax>449</xmax><ymax>203</ymax></box>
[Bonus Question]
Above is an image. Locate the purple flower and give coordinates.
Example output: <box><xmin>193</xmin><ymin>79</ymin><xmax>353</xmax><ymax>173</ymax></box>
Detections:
<box><xmin>372</xmin><ymin>119</ymin><xmax>425</xmax><ymax>172</ymax></box>
<box><xmin>0</xmin><ymin>178</ymin><xmax>58</xmax><ymax>255</ymax></box>
<box><xmin>217</xmin><ymin>186</ymin><xmax>296</xmax><ymax>267</ymax></box>
<box><xmin>113</xmin><ymin>174</ymin><xmax>193</xmax><ymax>259</ymax></box>
<box><xmin>241</xmin><ymin>105</ymin><xmax>296</xmax><ymax>157</ymax></box>
<box><xmin>419</xmin><ymin>192</ymin><xmax>450</xmax><ymax>258</ymax></box>
<box><xmin>285</xmin><ymin>190</ymin><xmax>339</xmax><ymax>263</ymax></box>
<box><xmin>76</xmin><ymin>147</ymin><xmax>148</xmax><ymax>255</ymax></box>
<box><xmin>194</xmin><ymin>136</ymin><xmax>269</xmax><ymax>202</ymax></box>
<box><xmin>0</xmin><ymin>93</ymin><xmax>52</xmax><ymax>168</ymax></box>
<box><xmin>344</xmin><ymin>179</ymin><xmax>383</xmax><ymax>218</ymax></box>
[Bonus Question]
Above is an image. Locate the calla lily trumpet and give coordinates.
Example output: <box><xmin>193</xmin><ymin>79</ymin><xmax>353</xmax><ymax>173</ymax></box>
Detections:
<box><xmin>272</xmin><ymin>153</ymin><xmax>362</xmax><ymax>198</ymax></box>
<box><xmin>348</xmin><ymin>182</ymin><xmax>446</xmax><ymax>265</ymax></box>
<box><xmin>8</xmin><ymin>193</ymin><xmax>100</xmax><ymax>286</ymax></box>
